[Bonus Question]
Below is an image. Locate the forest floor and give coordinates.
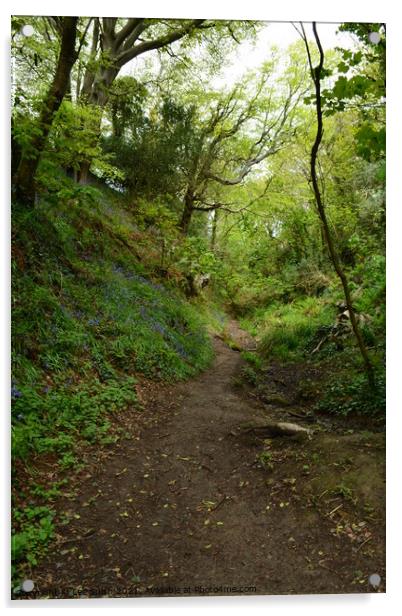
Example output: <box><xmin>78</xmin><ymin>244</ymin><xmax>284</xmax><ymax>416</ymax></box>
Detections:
<box><xmin>23</xmin><ymin>321</ymin><xmax>385</xmax><ymax>598</ymax></box>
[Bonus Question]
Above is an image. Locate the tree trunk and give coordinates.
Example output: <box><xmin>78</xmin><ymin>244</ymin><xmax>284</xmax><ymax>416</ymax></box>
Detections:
<box><xmin>179</xmin><ymin>191</ymin><xmax>195</xmax><ymax>235</ymax></box>
<box><xmin>304</xmin><ymin>22</ymin><xmax>375</xmax><ymax>389</ymax></box>
<box><xmin>79</xmin><ymin>18</ymin><xmax>100</xmax><ymax>101</ymax></box>
<box><xmin>211</xmin><ymin>208</ymin><xmax>219</xmax><ymax>249</ymax></box>
<box><xmin>77</xmin><ymin>67</ymin><xmax>119</xmax><ymax>183</ymax></box>
<box><xmin>13</xmin><ymin>17</ymin><xmax>78</xmax><ymax>204</ymax></box>
<box><xmin>77</xmin><ymin>160</ymin><xmax>91</xmax><ymax>184</ymax></box>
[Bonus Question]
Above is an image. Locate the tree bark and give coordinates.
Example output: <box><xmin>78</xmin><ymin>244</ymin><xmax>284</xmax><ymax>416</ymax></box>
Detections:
<box><xmin>303</xmin><ymin>22</ymin><xmax>375</xmax><ymax>389</ymax></box>
<box><xmin>179</xmin><ymin>190</ymin><xmax>195</xmax><ymax>235</ymax></box>
<box><xmin>13</xmin><ymin>17</ymin><xmax>78</xmax><ymax>204</ymax></box>
<box><xmin>79</xmin><ymin>18</ymin><xmax>100</xmax><ymax>102</ymax></box>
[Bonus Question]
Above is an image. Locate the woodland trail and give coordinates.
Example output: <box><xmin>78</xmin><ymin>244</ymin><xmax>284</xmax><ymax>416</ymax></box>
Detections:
<box><xmin>31</xmin><ymin>321</ymin><xmax>385</xmax><ymax>598</ymax></box>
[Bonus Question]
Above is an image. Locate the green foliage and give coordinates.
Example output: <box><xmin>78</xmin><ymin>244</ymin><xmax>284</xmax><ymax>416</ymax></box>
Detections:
<box><xmin>247</xmin><ymin>298</ymin><xmax>334</xmax><ymax>362</ymax></box>
<box><xmin>257</xmin><ymin>450</ymin><xmax>274</xmax><ymax>470</ymax></box>
<box><xmin>240</xmin><ymin>365</ymin><xmax>258</xmax><ymax>386</ymax></box>
<box><xmin>10</xmin><ymin>17</ymin><xmax>387</xmax><ymax>591</ymax></box>
<box><xmin>239</xmin><ymin>352</ymin><xmax>264</xmax><ymax>386</ymax></box>
<box><xmin>12</xmin><ymin>506</ymin><xmax>55</xmax><ymax>570</ymax></box>
<box><xmin>315</xmin><ymin>368</ymin><xmax>385</xmax><ymax>417</ymax></box>
<box><xmin>50</xmin><ymin>101</ymin><xmax>103</xmax><ymax>169</ymax></box>
<box><xmin>317</xmin><ymin>24</ymin><xmax>385</xmax><ymax>162</ymax></box>
<box><xmin>11</xmin><ymin>376</ymin><xmax>136</xmax><ymax>461</ymax></box>
<box><xmin>102</xmin><ymin>95</ymin><xmax>198</xmax><ymax>198</ymax></box>
<box><xmin>12</xmin><ymin>183</ymin><xmax>213</xmax><ymax>464</ymax></box>
<box><xmin>176</xmin><ymin>236</ymin><xmax>220</xmax><ymax>280</ymax></box>
<box><xmin>354</xmin><ymin>123</ymin><xmax>385</xmax><ymax>161</ymax></box>
<box><xmin>350</xmin><ymin>254</ymin><xmax>385</xmax><ymax>333</ymax></box>
<box><xmin>331</xmin><ymin>483</ymin><xmax>356</xmax><ymax>503</ymax></box>
<box><xmin>31</xmin><ymin>480</ymin><xmax>68</xmax><ymax>501</ymax></box>
<box><xmin>107</xmin><ymin>76</ymin><xmax>148</xmax><ymax>139</ymax></box>
<box><xmin>241</xmin><ymin>351</ymin><xmax>263</xmax><ymax>370</ymax></box>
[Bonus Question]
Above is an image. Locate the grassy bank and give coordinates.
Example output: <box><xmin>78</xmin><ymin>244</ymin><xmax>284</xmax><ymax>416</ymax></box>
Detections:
<box><xmin>11</xmin><ymin>181</ymin><xmax>214</xmax><ymax>578</ymax></box>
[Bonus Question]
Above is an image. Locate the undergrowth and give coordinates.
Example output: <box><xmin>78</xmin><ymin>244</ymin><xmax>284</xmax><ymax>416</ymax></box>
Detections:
<box><xmin>314</xmin><ymin>365</ymin><xmax>386</xmax><ymax>418</ymax></box>
<box><xmin>238</xmin><ymin>269</ymin><xmax>385</xmax><ymax>419</ymax></box>
<box><xmin>242</xmin><ymin>296</ymin><xmax>335</xmax><ymax>362</ymax></box>
<box><xmin>12</xmin><ymin>186</ymin><xmax>213</xmax><ymax>457</ymax></box>
<box><xmin>11</xmin><ymin>181</ymin><xmax>214</xmax><ymax>579</ymax></box>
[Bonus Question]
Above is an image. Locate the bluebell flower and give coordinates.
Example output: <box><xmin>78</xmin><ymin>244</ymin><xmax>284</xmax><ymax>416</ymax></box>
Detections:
<box><xmin>11</xmin><ymin>386</ymin><xmax>22</xmax><ymax>399</ymax></box>
<box><xmin>174</xmin><ymin>342</ymin><xmax>188</xmax><ymax>359</ymax></box>
<box><xmin>151</xmin><ymin>321</ymin><xmax>166</xmax><ymax>335</ymax></box>
<box><xmin>88</xmin><ymin>318</ymin><xmax>100</xmax><ymax>326</ymax></box>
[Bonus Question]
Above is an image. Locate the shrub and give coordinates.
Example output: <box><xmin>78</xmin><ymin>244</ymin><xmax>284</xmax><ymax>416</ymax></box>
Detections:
<box><xmin>315</xmin><ymin>368</ymin><xmax>385</xmax><ymax>417</ymax></box>
<box><xmin>254</xmin><ymin>298</ymin><xmax>334</xmax><ymax>361</ymax></box>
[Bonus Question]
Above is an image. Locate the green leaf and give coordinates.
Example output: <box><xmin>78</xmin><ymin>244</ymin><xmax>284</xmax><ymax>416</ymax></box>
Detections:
<box><xmin>337</xmin><ymin>61</ymin><xmax>349</xmax><ymax>74</ymax></box>
<box><xmin>333</xmin><ymin>76</ymin><xmax>349</xmax><ymax>99</ymax></box>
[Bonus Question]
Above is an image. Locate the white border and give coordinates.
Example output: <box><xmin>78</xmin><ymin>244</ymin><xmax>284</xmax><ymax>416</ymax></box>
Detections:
<box><xmin>2</xmin><ymin>1</ymin><xmax>401</xmax><ymax>614</ymax></box>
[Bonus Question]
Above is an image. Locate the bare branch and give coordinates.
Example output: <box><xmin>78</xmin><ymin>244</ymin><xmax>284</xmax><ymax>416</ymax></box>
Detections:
<box><xmin>76</xmin><ymin>17</ymin><xmax>93</xmax><ymax>59</ymax></box>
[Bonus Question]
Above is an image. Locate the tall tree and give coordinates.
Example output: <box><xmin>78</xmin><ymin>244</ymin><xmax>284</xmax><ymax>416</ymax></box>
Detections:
<box><xmin>13</xmin><ymin>17</ymin><xmax>79</xmax><ymax>204</ymax></box>
<box><xmin>177</xmin><ymin>66</ymin><xmax>303</xmax><ymax>234</ymax></box>
<box><xmin>76</xmin><ymin>18</ymin><xmax>250</xmax><ymax>182</ymax></box>
<box><xmin>299</xmin><ymin>21</ymin><xmax>375</xmax><ymax>388</ymax></box>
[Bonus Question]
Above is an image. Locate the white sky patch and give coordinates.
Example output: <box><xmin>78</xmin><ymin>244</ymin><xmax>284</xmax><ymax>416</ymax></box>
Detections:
<box><xmin>122</xmin><ymin>20</ymin><xmax>357</xmax><ymax>87</ymax></box>
<box><xmin>212</xmin><ymin>22</ymin><xmax>356</xmax><ymax>87</ymax></box>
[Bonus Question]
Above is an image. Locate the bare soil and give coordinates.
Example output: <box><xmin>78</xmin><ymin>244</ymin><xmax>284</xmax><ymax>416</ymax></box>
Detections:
<box><xmin>23</xmin><ymin>322</ymin><xmax>385</xmax><ymax>598</ymax></box>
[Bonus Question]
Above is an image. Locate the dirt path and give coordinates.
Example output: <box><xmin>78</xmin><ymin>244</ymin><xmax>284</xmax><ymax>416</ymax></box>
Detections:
<box><xmin>30</xmin><ymin>322</ymin><xmax>385</xmax><ymax>598</ymax></box>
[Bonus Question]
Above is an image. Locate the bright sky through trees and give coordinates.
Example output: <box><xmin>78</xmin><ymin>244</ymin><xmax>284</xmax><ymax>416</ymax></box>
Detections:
<box><xmin>123</xmin><ymin>21</ymin><xmax>356</xmax><ymax>86</ymax></box>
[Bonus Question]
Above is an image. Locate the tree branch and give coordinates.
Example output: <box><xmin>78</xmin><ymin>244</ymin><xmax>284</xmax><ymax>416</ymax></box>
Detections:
<box><xmin>115</xmin><ymin>19</ymin><xmax>206</xmax><ymax>68</ymax></box>
<box><xmin>114</xmin><ymin>18</ymin><xmax>145</xmax><ymax>50</ymax></box>
<box><xmin>80</xmin><ymin>18</ymin><xmax>100</xmax><ymax>99</ymax></box>
<box><xmin>76</xmin><ymin>17</ymin><xmax>93</xmax><ymax>59</ymax></box>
